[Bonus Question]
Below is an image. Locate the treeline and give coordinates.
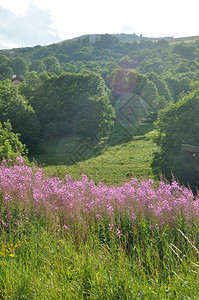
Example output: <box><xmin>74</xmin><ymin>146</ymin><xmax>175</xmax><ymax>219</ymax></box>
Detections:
<box><xmin>0</xmin><ymin>72</ymin><xmax>115</xmax><ymax>152</ymax></box>
<box><xmin>152</xmin><ymin>84</ymin><xmax>199</xmax><ymax>191</ymax></box>
<box><xmin>0</xmin><ymin>68</ymin><xmax>174</xmax><ymax>153</ymax></box>
<box><xmin>1</xmin><ymin>34</ymin><xmax>199</xmax><ymax>104</ymax></box>
<box><xmin>0</xmin><ymin>34</ymin><xmax>199</xmax><ymax>189</ymax></box>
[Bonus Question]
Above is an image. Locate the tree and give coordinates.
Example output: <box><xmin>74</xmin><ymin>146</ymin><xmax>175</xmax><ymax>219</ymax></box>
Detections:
<box><xmin>81</xmin><ymin>35</ymin><xmax>91</xmax><ymax>47</ymax></box>
<box><xmin>119</xmin><ymin>56</ymin><xmax>138</xmax><ymax>69</ymax></box>
<box><xmin>179</xmin><ymin>76</ymin><xmax>191</xmax><ymax>94</ymax></box>
<box><xmin>0</xmin><ymin>55</ymin><xmax>13</xmax><ymax>80</ymax></box>
<box><xmin>94</xmin><ymin>34</ymin><xmax>119</xmax><ymax>49</ymax></box>
<box><xmin>21</xmin><ymin>72</ymin><xmax>115</xmax><ymax>141</ymax></box>
<box><xmin>42</xmin><ymin>56</ymin><xmax>63</xmax><ymax>75</ymax></box>
<box><xmin>109</xmin><ymin>68</ymin><xmax>160</xmax><ymax>109</ymax></box>
<box><xmin>9</xmin><ymin>57</ymin><xmax>28</xmax><ymax>77</ymax></box>
<box><xmin>148</xmin><ymin>72</ymin><xmax>173</xmax><ymax>102</ymax></box>
<box><xmin>138</xmin><ymin>40</ymin><xmax>154</xmax><ymax>50</ymax></box>
<box><xmin>152</xmin><ymin>87</ymin><xmax>199</xmax><ymax>190</ymax></box>
<box><xmin>157</xmin><ymin>39</ymin><xmax>170</xmax><ymax>49</ymax></box>
<box><xmin>43</xmin><ymin>56</ymin><xmax>60</xmax><ymax>70</ymax></box>
<box><xmin>175</xmin><ymin>61</ymin><xmax>190</xmax><ymax>73</ymax></box>
<box><xmin>164</xmin><ymin>76</ymin><xmax>180</xmax><ymax>102</ymax></box>
<box><xmin>30</xmin><ymin>60</ymin><xmax>46</xmax><ymax>74</ymax></box>
<box><xmin>0</xmin><ymin>120</ymin><xmax>27</xmax><ymax>161</ymax></box>
<box><xmin>73</xmin><ymin>94</ymin><xmax>115</xmax><ymax>139</ymax></box>
<box><xmin>172</xmin><ymin>43</ymin><xmax>197</xmax><ymax>60</ymax></box>
<box><xmin>0</xmin><ymin>64</ymin><xmax>13</xmax><ymax>81</ymax></box>
<box><xmin>109</xmin><ymin>68</ymin><xmax>137</xmax><ymax>95</ymax></box>
<box><xmin>0</xmin><ymin>54</ymin><xmax>10</xmax><ymax>64</ymax></box>
<box><xmin>0</xmin><ymin>80</ymin><xmax>40</xmax><ymax>152</ymax></box>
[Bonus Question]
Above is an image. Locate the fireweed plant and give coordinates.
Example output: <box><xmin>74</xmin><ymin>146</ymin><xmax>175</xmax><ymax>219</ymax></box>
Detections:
<box><xmin>0</xmin><ymin>157</ymin><xmax>198</xmax><ymax>298</ymax></box>
<box><xmin>0</xmin><ymin>157</ymin><xmax>198</xmax><ymax>235</ymax></box>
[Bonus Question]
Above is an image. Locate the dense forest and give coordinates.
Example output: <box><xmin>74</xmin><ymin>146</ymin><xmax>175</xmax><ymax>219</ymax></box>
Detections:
<box><xmin>0</xmin><ymin>33</ymin><xmax>199</xmax><ymax>189</ymax></box>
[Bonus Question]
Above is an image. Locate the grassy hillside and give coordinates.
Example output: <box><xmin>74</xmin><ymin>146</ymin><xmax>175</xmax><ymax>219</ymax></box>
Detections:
<box><xmin>169</xmin><ymin>35</ymin><xmax>199</xmax><ymax>44</ymax></box>
<box><xmin>34</xmin><ymin>124</ymin><xmax>158</xmax><ymax>184</ymax></box>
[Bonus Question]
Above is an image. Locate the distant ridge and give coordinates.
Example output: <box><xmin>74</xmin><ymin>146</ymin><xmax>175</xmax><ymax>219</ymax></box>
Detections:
<box><xmin>1</xmin><ymin>32</ymin><xmax>199</xmax><ymax>52</ymax></box>
<box><xmin>169</xmin><ymin>35</ymin><xmax>199</xmax><ymax>44</ymax></box>
<box><xmin>61</xmin><ymin>33</ymin><xmax>173</xmax><ymax>44</ymax></box>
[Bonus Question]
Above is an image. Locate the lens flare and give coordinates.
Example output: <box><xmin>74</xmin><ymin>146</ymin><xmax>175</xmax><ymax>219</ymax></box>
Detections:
<box><xmin>109</xmin><ymin>68</ymin><xmax>137</xmax><ymax>95</ymax></box>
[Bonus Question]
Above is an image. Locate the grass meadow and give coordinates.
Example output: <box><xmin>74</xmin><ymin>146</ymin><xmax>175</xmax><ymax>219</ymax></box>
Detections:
<box><xmin>37</xmin><ymin>123</ymin><xmax>157</xmax><ymax>184</ymax></box>
<box><xmin>0</xmin><ymin>125</ymin><xmax>199</xmax><ymax>299</ymax></box>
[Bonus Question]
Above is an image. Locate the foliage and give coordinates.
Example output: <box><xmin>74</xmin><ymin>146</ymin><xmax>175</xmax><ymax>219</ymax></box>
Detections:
<box><xmin>0</xmin><ymin>160</ymin><xmax>199</xmax><ymax>298</ymax></box>
<box><xmin>29</xmin><ymin>59</ymin><xmax>46</xmax><ymax>73</ymax></box>
<box><xmin>110</xmin><ymin>68</ymin><xmax>161</xmax><ymax>126</ymax></box>
<box><xmin>148</xmin><ymin>72</ymin><xmax>173</xmax><ymax>102</ymax></box>
<box><xmin>8</xmin><ymin>57</ymin><xmax>28</xmax><ymax>77</ymax></box>
<box><xmin>94</xmin><ymin>33</ymin><xmax>119</xmax><ymax>49</ymax></box>
<box><xmin>152</xmin><ymin>87</ymin><xmax>199</xmax><ymax>190</ymax></box>
<box><xmin>109</xmin><ymin>68</ymin><xmax>138</xmax><ymax>95</ymax></box>
<box><xmin>1</xmin><ymin>34</ymin><xmax>199</xmax><ymax>92</ymax></box>
<box><xmin>43</xmin><ymin>56</ymin><xmax>63</xmax><ymax>75</ymax></box>
<box><xmin>0</xmin><ymin>80</ymin><xmax>40</xmax><ymax>152</ymax></box>
<box><xmin>0</xmin><ymin>64</ymin><xmax>13</xmax><ymax>81</ymax></box>
<box><xmin>1</xmin><ymin>34</ymin><xmax>199</xmax><ymax>175</ymax></box>
<box><xmin>73</xmin><ymin>94</ymin><xmax>115</xmax><ymax>139</ymax></box>
<box><xmin>21</xmin><ymin>72</ymin><xmax>115</xmax><ymax>141</ymax></box>
<box><xmin>0</xmin><ymin>33</ymin><xmax>199</xmax><ymax>298</ymax></box>
<box><xmin>0</xmin><ymin>120</ymin><xmax>27</xmax><ymax>161</ymax></box>
<box><xmin>172</xmin><ymin>43</ymin><xmax>197</xmax><ymax>60</ymax></box>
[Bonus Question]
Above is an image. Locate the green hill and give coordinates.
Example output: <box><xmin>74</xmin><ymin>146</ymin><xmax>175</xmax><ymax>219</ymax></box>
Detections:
<box><xmin>62</xmin><ymin>33</ymin><xmax>173</xmax><ymax>43</ymax></box>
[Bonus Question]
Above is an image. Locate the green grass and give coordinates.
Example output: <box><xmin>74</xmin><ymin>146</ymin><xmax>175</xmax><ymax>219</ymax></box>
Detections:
<box><xmin>47</xmin><ymin>132</ymin><xmax>157</xmax><ymax>184</ymax></box>
<box><xmin>1</xmin><ymin>126</ymin><xmax>199</xmax><ymax>299</ymax></box>
<box><xmin>0</xmin><ymin>216</ymin><xmax>199</xmax><ymax>299</ymax></box>
<box><xmin>35</xmin><ymin>123</ymin><xmax>158</xmax><ymax>184</ymax></box>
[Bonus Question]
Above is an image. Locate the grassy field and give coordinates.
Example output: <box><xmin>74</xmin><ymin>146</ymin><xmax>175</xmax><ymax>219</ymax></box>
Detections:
<box><xmin>32</xmin><ymin>123</ymin><xmax>157</xmax><ymax>185</ymax></box>
<box><xmin>0</xmin><ymin>220</ymin><xmax>199</xmax><ymax>299</ymax></box>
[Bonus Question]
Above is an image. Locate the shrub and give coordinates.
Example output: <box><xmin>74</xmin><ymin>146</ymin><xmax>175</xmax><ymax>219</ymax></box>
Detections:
<box><xmin>0</xmin><ymin>120</ymin><xmax>28</xmax><ymax>161</ymax></box>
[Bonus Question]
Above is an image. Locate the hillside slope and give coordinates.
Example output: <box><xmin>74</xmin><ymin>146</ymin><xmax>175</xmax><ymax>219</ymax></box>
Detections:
<box><xmin>42</xmin><ymin>125</ymin><xmax>157</xmax><ymax>184</ymax></box>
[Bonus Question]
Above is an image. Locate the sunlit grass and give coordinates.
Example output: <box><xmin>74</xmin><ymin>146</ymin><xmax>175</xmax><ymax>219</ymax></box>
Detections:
<box><xmin>43</xmin><ymin>129</ymin><xmax>157</xmax><ymax>185</ymax></box>
<box><xmin>0</xmin><ymin>215</ymin><xmax>198</xmax><ymax>299</ymax></box>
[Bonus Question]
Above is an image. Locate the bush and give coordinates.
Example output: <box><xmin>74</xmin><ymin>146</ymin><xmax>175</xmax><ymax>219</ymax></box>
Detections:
<box><xmin>0</xmin><ymin>80</ymin><xmax>40</xmax><ymax>152</ymax></box>
<box><xmin>0</xmin><ymin>120</ymin><xmax>28</xmax><ymax>161</ymax></box>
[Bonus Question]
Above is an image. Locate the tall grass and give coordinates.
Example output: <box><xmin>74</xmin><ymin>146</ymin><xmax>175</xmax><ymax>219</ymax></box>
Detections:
<box><xmin>0</xmin><ymin>157</ymin><xmax>199</xmax><ymax>298</ymax></box>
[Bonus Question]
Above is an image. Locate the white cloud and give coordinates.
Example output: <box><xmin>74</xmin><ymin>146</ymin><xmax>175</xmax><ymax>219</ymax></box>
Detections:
<box><xmin>0</xmin><ymin>5</ymin><xmax>60</xmax><ymax>48</ymax></box>
<box><xmin>0</xmin><ymin>0</ymin><xmax>31</xmax><ymax>15</ymax></box>
<box><xmin>34</xmin><ymin>0</ymin><xmax>199</xmax><ymax>40</ymax></box>
<box><xmin>0</xmin><ymin>0</ymin><xmax>199</xmax><ymax>48</ymax></box>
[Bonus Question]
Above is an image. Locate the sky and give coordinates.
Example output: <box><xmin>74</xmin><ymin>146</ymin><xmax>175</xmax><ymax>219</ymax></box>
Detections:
<box><xmin>0</xmin><ymin>0</ymin><xmax>199</xmax><ymax>49</ymax></box>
